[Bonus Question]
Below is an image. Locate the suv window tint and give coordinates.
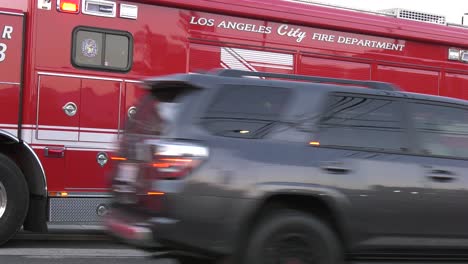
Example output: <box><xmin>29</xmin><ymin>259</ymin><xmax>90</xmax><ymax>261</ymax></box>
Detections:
<box><xmin>410</xmin><ymin>102</ymin><xmax>468</xmax><ymax>158</ymax></box>
<box><xmin>317</xmin><ymin>94</ymin><xmax>405</xmax><ymax>151</ymax></box>
<box><xmin>205</xmin><ymin>85</ymin><xmax>290</xmax><ymax>119</ymax></box>
<box><xmin>201</xmin><ymin>85</ymin><xmax>291</xmax><ymax>138</ymax></box>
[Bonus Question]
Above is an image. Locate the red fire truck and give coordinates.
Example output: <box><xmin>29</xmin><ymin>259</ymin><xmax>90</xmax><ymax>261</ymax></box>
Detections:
<box><xmin>1</xmin><ymin>0</ymin><xmax>468</xmax><ymax>245</ymax></box>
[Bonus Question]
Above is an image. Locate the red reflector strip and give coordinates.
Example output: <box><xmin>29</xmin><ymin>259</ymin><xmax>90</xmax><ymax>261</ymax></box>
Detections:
<box><xmin>152</xmin><ymin>158</ymin><xmax>193</xmax><ymax>168</ymax></box>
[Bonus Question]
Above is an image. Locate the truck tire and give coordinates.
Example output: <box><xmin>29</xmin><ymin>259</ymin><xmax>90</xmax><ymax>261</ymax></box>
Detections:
<box><xmin>0</xmin><ymin>153</ymin><xmax>29</xmax><ymax>246</ymax></box>
<box><xmin>242</xmin><ymin>209</ymin><xmax>343</xmax><ymax>264</ymax></box>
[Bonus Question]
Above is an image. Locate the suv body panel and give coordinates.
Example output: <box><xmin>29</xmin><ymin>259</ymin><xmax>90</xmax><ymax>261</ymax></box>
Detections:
<box><xmin>106</xmin><ymin>70</ymin><xmax>468</xmax><ymax>260</ymax></box>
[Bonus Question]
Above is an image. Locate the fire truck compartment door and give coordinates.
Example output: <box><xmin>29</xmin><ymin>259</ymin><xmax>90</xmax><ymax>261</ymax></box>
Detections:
<box><xmin>37</xmin><ymin>75</ymin><xmax>80</xmax><ymax>141</ymax></box>
<box><xmin>79</xmin><ymin>79</ymin><xmax>120</xmax><ymax>143</ymax></box>
<box><xmin>122</xmin><ymin>82</ymin><xmax>148</xmax><ymax>127</ymax></box>
<box><xmin>0</xmin><ymin>10</ymin><xmax>24</xmax><ymax>136</ymax></box>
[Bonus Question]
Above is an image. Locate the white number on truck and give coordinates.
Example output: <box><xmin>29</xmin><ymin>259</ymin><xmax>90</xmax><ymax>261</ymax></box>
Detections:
<box><xmin>0</xmin><ymin>43</ymin><xmax>6</xmax><ymax>62</ymax></box>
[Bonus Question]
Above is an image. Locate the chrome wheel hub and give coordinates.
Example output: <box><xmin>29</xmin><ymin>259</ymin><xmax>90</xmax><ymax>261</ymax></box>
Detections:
<box><xmin>0</xmin><ymin>182</ymin><xmax>6</xmax><ymax>219</ymax></box>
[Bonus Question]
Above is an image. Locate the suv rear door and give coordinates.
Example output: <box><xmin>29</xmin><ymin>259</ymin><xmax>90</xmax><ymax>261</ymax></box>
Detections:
<box><xmin>312</xmin><ymin>92</ymin><xmax>435</xmax><ymax>249</ymax></box>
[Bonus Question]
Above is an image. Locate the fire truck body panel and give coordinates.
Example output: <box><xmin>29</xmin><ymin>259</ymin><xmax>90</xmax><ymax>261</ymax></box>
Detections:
<box><xmin>137</xmin><ymin>0</ymin><xmax>468</xmax><ymax>48</ymax></box>
<box><xmin>0</xmin><ymin>1</ymin><xmax>28</xmax><ymax>12</ymax></box>
<box><xmin>1</xmin><ymin>0</ymin><xmax>468</xmax><ymax>241</ymax></box>
<box><xmin>0</xmin><ymin>9</ymin><xmax>23</xmax><ymax>134</ymax></box>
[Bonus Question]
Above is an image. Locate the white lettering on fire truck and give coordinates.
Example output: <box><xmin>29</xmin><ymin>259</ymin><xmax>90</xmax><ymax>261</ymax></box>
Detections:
<box><xmin>0</xmin><ymin>25</ymin><xmax>13</xmax><ymax>62</ymax></box>
<box><xmin>188</xmin><ymin>15</ymin><xmax>406</xmax><ymax>52</ymax></box>
<box><xmin>336</xmin><ymin>36</ymin><xmax>405</xmax><ymax>51</ymax></box>
<box><xmin>277</xmin><ymin>24</ymin><xmax>306</xmax><ymax>43</ymax></box>
<box><xmin>2</xmin><ymin>26</ymin><xmax>12</xmax><ymax>39</ymax></box>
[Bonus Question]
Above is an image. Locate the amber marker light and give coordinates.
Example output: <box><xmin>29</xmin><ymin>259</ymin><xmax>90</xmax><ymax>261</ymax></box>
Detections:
<box><xmin>57</xmin><ymin>0</ymin><xmax>80</xmax><ymax>13</ymax></box>
<box><xmin>147</xmin><ymin>191</ymin><xmax>165</xmax><ymax>196</ymax></box>
<box><xmin>111</xmin><ymin>156</ymin><xmax>127</xmax><ymax>161</ymax></box>
<box><xmin>309</xmin><ymin>141</ymin><xmax>320</xmax><ymax>146</ymax></box>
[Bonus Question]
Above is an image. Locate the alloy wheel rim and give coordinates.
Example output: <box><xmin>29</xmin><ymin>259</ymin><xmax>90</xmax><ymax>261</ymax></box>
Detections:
<box><xmin>0</xmin><ymin>182</ymin><xmax>6</xmax><ymax>219</ymax></box>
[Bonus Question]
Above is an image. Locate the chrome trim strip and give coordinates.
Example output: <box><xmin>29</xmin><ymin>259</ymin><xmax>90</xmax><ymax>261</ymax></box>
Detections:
<box><xmin>0</xmin><ymin>11</ymin><xmax>24</xmax><ymax>16</ymax></box>
<box><xmin>0</xmin><ymin>124</ymin><xmax>21</xmax><ymax>128</ymax></box>
<box><xmin>38</xmin><ymin>125</ymin><xmax>80</xmax><ymax>131</ymax></box>
<box><xmin>37</xmin><ymin>71</ymin><xmax>141</xmax><ymax>85</ymax></box>
<box><xmin>31</xmin><ymin>146</ymin><xmax>116</xmax><ymax>152</ymax></box>
<box><xmin>38</xmin><ymin>71</ymin><xmax>123</xmax><ymax>82</ymax></box>
<box><xmin>0</xmin><ymin>81</ymin><xmax>20</xmax><ymax>85</ymax></box>
<box><xmin>124</xmin><ymin>80</ymin><xmax>143</xmax><ymax>83</ymax></box>
<box><xmin>81</xmin><ymin>127</ymin><xmax>119</xmax><ymax>132</ymax></box>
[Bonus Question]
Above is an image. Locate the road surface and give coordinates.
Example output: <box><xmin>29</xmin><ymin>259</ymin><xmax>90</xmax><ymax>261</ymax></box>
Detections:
<box><xmin>0</xmin><ymin>230</ymin><xmax>176</xmax><ymax>264</ymax></box>
<box><xmin>0</xmin><ymin>229</ymin><xmax>458</xmax><ymax>264</ymax></box>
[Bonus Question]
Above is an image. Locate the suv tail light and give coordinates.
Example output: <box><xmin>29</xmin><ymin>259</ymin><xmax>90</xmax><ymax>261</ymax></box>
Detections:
<box><xmin>143</xmin><ymin>139</ymin><xmax>209</xmax><ymax>183</ymax></box>
<box><xmin>137</xmin><ymin>140</ymin><xmax>208</xmax><ymax>212</ymax></box>
<box><xmin>153</xmin><ymin>141</ymin><xmax>208</xmax><ymax>178</ymax></box>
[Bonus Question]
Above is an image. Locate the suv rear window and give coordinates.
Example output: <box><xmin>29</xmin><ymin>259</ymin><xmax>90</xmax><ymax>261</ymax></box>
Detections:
<box><xmin>201</xmin><ymin>84</ymin><xmax>292</xmax><ymax>138</ymax></box>
<box><xmin>205</xmin><ymin>85</ymin><xmax>290</xmax><ymax>119</ymax></box>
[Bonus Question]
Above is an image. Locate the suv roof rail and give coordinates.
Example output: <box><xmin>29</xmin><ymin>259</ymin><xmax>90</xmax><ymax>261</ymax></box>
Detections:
<box><xmin>213</xmin><ymin>69</ymin><xmax>400</xmax><ymax>91</ymax></box>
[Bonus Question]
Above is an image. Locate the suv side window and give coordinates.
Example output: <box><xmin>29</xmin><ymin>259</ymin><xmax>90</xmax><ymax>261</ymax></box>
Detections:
<box><xmin>316</xmin><ymin>93</ymin><xmax>406</xmax><ymax>152</ymax></box>
<box><xmin>200</xmin><ymin>84</ymin><xmax>292</xmax><ymax>138</ymax></box>
<box><xmin>409</xmin><ymin>102</ymin><xmax>468</xmax><ymax>158</ymax></box>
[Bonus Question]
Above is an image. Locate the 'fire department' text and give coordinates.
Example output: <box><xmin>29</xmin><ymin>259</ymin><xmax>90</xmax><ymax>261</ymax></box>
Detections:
<box><xmin>189</xmin><ymin>16</ymin><xmax>406</xmax><ymax>51</ymax></box>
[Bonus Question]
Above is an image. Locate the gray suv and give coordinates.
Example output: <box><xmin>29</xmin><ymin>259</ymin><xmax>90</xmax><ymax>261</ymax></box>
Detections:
<box><xmin>105</xmin><ymin>69</ymin><xmax>468</xmax><ymax>264</ymax></box>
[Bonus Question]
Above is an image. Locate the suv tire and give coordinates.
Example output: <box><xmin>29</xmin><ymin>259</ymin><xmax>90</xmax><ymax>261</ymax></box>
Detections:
<box><xmin>242</xmin><ymin>209</ymin><xmax>343</xmax><ymax>264</ymax></box>
<box><xmin>0</xmin><ymin>153</ymin><xmax>29</xmax><ymax>246</ymax></box>
<box><xmin>175</xmin><ymin>256</ymin><xmax>222</xmax><ymax>264</ymax></box>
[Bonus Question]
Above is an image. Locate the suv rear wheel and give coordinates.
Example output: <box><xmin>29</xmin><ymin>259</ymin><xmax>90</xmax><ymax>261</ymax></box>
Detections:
<box><xmin>242</xmin><ymin>209</ymin><xmax>343</xmax><ymax>264</ymax></box>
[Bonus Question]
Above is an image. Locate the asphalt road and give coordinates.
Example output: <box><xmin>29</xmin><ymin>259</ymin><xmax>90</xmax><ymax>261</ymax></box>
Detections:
<box><xmin>0</xmin><ymin>231</ymin><xmax>177</xmax><ymax>264</ymax></box>
<box><xmin>1</xmin><ymin>230</ymin><xmax>462</xmax><ymax>264</ymax></box>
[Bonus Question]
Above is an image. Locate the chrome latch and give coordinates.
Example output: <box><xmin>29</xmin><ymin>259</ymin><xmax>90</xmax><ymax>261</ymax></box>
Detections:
<box><xmin>63</xmin><ymin>102</ymin><xmax>77</xmax><ymax>117</ymax></box>
<box><xmin>127</xmin><ymin>106</ymin><xmax>137</xmax><ymax>119</ymax></box>
<box><xmin>97</xmin><ymin>152</ymin><xmax>109</xmax><ymax>167</ymax></box>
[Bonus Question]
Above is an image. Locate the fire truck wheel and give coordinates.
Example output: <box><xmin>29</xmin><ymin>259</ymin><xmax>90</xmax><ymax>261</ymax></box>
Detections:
<box><xmin>0</xmin><ymin>153</ymin><xmax>29</xmax><ymax>246</ymax></box>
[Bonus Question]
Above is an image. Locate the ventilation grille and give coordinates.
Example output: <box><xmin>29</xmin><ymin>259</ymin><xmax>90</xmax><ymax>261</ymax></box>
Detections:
<box><xmin>379</xmin><ymin>8</ymin><xmax>446</xmax><ymax>25</ymax></box>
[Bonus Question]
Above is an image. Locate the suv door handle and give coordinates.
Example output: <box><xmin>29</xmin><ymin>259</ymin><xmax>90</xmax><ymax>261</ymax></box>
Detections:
<box><xmin>427</xmin><ymin>169</ymin><xmax>455</xmax><ymax>182</ymax></box>
<box><xmin>320</xmin><ymin>162</ymin><xmax>350</xmax><ymax>174</ymax></box>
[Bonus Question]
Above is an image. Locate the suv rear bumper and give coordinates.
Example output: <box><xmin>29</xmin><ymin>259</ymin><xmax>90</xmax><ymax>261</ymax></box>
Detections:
<box><xmin>104</xmin><ymin>198</ymin><xmax>246</xmax><ymax>257</ymax></box>
<box><xmin>104</xmin><ymin>209</ymin><xmax>162</xmax><ymax>249</ymax></box>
